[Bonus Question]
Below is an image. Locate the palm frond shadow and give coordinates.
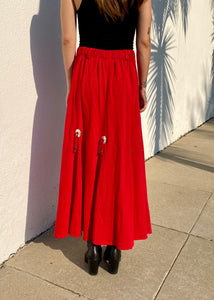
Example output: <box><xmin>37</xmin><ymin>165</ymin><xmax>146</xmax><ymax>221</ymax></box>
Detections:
<box><xmin>179</xmin><ymin>0</ymin><xmax>191</xmax><ymax>35</ymax></box>
<box><xmin>146</xmin><ymin>0</ymin><xmax>191</xmax><ymax>154</ymax></box>
<box><xmin>148</xmin><ymin>29</ymin><xmax>176</xmax><ymax>152</ymax></box>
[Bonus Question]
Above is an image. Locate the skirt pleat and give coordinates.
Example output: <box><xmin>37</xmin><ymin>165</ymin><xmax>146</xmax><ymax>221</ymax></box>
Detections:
<box><xmin>54</xmin><ymin>46</ymin><xmax>152</xmax><ymax>250</ymax></box>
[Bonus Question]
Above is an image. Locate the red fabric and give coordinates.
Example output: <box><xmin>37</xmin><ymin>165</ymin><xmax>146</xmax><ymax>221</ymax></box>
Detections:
<box><xmin>54</xmin><ymin>46</ymin><xmax>152</xmax><ymax>250</ymax></box>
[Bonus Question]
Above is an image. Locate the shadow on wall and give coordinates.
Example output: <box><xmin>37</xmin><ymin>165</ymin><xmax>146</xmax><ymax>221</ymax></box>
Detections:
<box><xmin>25</xmin><ymin>0</ymin><xmax>66</xmax><ymax>242</ymax></box>
<box><xmin>147</xmin><ymin>0</ymin><xmax>191</xmax><ymax>154</ymax></box>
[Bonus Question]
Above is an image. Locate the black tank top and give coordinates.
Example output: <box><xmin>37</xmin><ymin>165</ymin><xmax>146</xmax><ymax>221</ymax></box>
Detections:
<box><xmin>77</xmin><ymin>0</ymin><xmax>138</xmax><ymax>50</ymax></box>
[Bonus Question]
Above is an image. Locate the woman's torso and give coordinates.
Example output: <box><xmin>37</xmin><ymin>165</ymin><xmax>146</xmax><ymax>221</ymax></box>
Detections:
<box><xmin>76</xmin><ymin>0</ymin><xmax>138</xmax><ymax>50</ymax></box>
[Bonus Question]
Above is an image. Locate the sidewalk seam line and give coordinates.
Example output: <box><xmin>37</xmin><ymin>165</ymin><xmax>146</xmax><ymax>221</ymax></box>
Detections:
<box><xmin>151</xmin><ymin>223</ymin><xmax>213</xmax><ymax>242</ymax></box>
<box><xmin>153</xmin><ymin>234</ymin><xmax>190</xmax><ymax>300</ymax></box>
<box><xmin>189</xmin><ymin>192</ymin><xmax>214</xmax><ymax>235</ymax></box>
<box><xmin>4</xmin><ymin>265</ymin><xmax>93</xmax><ymax>300</ymax></box>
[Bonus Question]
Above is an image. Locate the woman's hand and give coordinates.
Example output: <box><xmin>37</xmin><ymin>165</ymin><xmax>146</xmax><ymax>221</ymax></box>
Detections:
<box><xmin>139</xmin><ymin>87</ymin><xmax>147</xmax><ymax>112</ymax></box>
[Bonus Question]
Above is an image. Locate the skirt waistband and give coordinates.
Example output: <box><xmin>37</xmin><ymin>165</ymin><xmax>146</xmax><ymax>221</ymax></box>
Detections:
<box><xmin>76</xmin><ymin>46</ymin><xmax>135</xmax><ymax>60</ymax></box>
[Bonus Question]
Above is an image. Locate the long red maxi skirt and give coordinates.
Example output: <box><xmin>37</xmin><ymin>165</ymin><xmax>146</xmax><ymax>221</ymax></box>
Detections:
<box><xmin>54</xmin><ymin>46</ymin><xmax>152</xmax><ymax>250</ymax></box>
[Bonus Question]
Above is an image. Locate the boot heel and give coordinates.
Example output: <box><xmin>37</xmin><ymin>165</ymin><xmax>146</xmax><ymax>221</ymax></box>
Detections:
<box><xmin>88</xmin><ymin>258</ymin><xmax>99</xmax><ymax>275</ymax></box>
<box><xmin>108</xmin><ymin>259</ymin><xmax>119</xmax><ymax>274</ymax></box>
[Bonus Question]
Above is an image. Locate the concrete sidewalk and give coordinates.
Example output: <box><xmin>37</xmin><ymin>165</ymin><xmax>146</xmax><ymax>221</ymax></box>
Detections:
<box><xmin>1</xmin><ymin>118</ymin><xmax>214</xmax><ymax>300</ymax></box>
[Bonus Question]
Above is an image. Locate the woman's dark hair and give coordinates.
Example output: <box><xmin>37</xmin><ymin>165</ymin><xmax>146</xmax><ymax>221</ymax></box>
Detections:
<box><xmin>94</xmin><ymin>0</ymin><xmax>144</xmax><ymax>22</ymax></box>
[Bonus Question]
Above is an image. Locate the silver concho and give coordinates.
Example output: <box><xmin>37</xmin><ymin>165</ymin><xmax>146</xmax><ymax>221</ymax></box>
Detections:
<box><xmin>75</xmin><ymin>128</ymin><xmax>81</xmax><ymax>137</ymax></box>
<box><xmin>101</xmin><ymin>135</ymin><xmax>107</xmax><ymax>144</ymax></box>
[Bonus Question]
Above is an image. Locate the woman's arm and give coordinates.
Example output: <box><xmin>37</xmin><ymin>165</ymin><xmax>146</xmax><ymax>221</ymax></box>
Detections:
<box><xmin>60</xmin><ymin>0</ymin><xmax>77</xmax><ymax>102</ymax></box>
<box><xmin>136</xmin><ymin>0</ymin><xmax>152</xmax><ymax>112</ymax></box>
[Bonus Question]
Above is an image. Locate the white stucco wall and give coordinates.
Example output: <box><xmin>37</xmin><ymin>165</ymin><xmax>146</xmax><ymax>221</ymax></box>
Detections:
<box><xmin>0</xmin><ymin>0</ymin><xmax>213</xmax><ymax>264</ymax></box>
<box><xmin>141</xmin><ymin>0</ymin><xmax>214</xmax><ymax>158</ymax></box>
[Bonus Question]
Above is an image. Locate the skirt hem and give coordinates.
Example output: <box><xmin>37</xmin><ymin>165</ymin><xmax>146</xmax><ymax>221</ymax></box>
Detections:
<box><xmin>53</xmin><ymin>230</ymin><xmax>152</xmax><ymax>250</ymax></box>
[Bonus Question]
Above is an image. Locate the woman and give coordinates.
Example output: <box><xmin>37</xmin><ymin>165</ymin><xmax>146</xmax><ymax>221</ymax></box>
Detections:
<box><xmin>54</xmin><ymin>0</ymin><xmax>152</xmax><ymax>275</ymax></box>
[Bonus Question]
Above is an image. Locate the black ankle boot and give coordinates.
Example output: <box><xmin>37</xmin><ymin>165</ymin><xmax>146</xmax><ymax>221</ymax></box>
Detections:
<box><xmin>84</xmin><ymin>240</ymin><xmax>102</xmax><ymax>275</ymax></box>
<box><xmin>103</xmin><ymin>245</ymin><xmax>121</xmax><ymax>274</ymax></box>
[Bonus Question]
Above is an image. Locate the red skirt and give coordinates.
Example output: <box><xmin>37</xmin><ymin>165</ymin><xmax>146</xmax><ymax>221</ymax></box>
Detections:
<box><xmin>54</xmin><ymin>46</ymin><xmax>152</xmax><ymax>250</ymax></box>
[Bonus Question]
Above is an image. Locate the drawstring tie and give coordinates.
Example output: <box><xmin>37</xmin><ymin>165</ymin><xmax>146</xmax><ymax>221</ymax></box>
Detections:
<box><xmin>73</xmin><ymin>128</ymin><xmax>81</xmax><ymax>154</ymax></box>
<box><xmin>97</xmin><ymin>135</ymin><xmax>107</xmax><ymax>155</ymax></box>
<box><xmin>73</xmin><ymin>129</ymin><xmax>107</xmax><ymax>156</ymax></box>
